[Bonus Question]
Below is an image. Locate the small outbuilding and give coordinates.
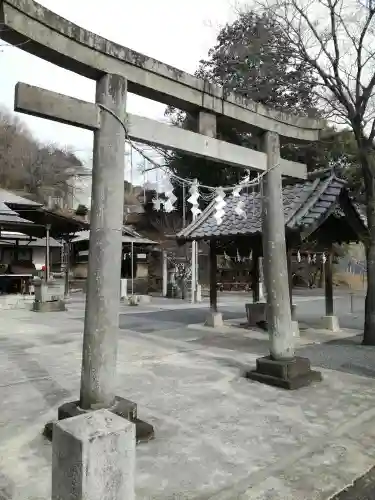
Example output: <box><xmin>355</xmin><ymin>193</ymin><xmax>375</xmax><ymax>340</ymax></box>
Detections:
<box><xmin>177</xmin><ymin>169</ymin><xmax>368</xmax><ymax>329</ymax></box>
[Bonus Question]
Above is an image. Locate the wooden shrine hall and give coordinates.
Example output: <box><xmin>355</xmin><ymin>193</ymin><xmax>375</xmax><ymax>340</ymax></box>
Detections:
<box><xmin>177</xmin><ymin>169</ymin><xmax>368</xmax><ymax>330</ymax></box>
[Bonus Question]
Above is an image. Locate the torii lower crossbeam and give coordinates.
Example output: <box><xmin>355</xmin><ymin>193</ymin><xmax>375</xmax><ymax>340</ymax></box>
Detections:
<box><xmin>15</xmin><ymin>82</ymin><xmax>308</xmax><ymax>179</ymax></box>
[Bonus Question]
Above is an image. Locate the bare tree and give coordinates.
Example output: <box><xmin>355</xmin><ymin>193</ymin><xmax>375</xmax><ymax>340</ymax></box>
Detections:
<box><xmin>0</xmin><ymin>107</ymin><xmax>33</xmax><ymax>189</ymax></box>
<box><xmin>21</xmin><ymin>142</ymin><xmax>82</xmax><ymax>205</ymax></box>
<box><xmin>150</xmin><ymin>212</ymin><xmax>193</xmax><ymax>298</ymax></box>
<box><xmin>250</xmin><ymin>0</ymin><xmax>375</xmax><ymax>343</ymax></box>
<box><xmin>147</xmin><ymin>208</ymin><xmax>190</xmax><ymax>262</ymax></box>
<box><xmin>0</xmin><ymin>108</ymin><xmax>82</xmax><ymax>205</ymax></box>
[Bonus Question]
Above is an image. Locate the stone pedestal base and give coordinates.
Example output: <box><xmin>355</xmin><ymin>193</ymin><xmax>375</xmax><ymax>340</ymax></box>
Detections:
<box><xmin>204</xmin><ymin>311</ymin><xmax>223</xmax><ymax>327</ymax></box>
<box><xmin>246</xmin><ymin>355</ymin><xmax>322</xmax><ymax>390</ymax></box>
<box><xmin>43</xmin><ymin>396</ymin><xmax>154</xmax><ymax>444</ymax></box>
<box><xmin>32</xmin><ymin>300</ymin><xmax>66</xmax><ymax>312</ymax></box>
<box><xmin>321</xmin><ymin>315</ymin><xmax>340</xmax><ymax>332</ymax></box>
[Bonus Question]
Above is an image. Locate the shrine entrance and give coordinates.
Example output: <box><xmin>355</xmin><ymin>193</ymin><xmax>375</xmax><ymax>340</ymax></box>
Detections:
<box><xmin>0</xmin><ymin>0</ymin><xmax>326</xmax><ymax>436</ymax></box>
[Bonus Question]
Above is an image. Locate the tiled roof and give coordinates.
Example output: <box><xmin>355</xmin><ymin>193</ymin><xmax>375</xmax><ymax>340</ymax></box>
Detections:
<box><xmin>177</xmin><ymin>172</ymin><xmax>363</xmax><ymax>241</ymax></box>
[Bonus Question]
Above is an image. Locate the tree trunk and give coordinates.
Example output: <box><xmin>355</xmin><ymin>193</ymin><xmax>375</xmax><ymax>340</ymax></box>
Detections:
<box><xmin>363</xmin><ymin>201</ymin><xmax>375</xmax><ymax>344</ymax></box>
<box><xmin>362</xmin><ymin>151</ymin><xmax>375</xmax><ymax>344</ymax></box>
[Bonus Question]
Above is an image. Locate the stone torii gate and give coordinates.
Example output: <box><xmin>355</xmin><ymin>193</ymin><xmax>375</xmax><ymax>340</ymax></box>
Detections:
<box><xmin>0</xmin><ymin>0</ymin><xmax>325</xmax><ymax>436</ymax></box>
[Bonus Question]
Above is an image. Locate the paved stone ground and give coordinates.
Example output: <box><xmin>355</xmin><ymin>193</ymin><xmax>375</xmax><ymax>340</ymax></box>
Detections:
<box><xmin>0</xmin><ymin>291</ymin><xmax>374</xmax><ymax>499</ymax></box>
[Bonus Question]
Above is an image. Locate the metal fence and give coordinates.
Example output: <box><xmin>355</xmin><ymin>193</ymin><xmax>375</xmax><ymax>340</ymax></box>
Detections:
<box><xmin>337</xmin><ymin>256</ymin><xmax>366</xmax><ymax>277</ymax></box>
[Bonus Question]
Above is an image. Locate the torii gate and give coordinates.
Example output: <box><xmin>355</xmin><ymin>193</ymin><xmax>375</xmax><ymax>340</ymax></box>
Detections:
<box><xmin>0</xmin><ymin>0</ymin><xmax>325</xmax><ymax>439</ymax></box>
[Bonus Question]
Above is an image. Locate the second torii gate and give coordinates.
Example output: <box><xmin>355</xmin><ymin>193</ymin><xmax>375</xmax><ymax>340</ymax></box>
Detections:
<box><xmin>0</xmin><ymin>0</ymin><xmax>325</xmax><ymax>439</ymax></box>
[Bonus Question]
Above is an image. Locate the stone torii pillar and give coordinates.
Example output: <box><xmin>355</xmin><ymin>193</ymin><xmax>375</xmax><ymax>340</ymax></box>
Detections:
<box><xmin>246</xmin><ymin>132</ymin><xmax>322</xmax><ymax>389</ymax></box>
<box><xmin>15</xmin><ymin>74</ymin><xmax>154</xmax><ymax>441</ymax></box>
<box><xmin>79</xmin><ymin>73</ymin><xmax>126</xmax><ymax>410</ymax></box>
<box><xmin>67</xmin><ymin>75</ymin><xmax>152</xmax><ymax>440</ymax></box>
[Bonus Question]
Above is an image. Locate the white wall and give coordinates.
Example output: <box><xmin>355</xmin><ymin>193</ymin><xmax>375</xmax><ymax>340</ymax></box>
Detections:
<box><xmin>32</xmin><ymin>247</ymin><xmax>46</xmax><ymax>270</ymax></box>
<box><xmin>71</xmin><ymin>175</ymin><xmax>92</xmax><ymax>210</ymax></box>
<box><xmin>32</xmin><ymin>247</ymin><xmax>61</xmax><ymax>270</ymax></box>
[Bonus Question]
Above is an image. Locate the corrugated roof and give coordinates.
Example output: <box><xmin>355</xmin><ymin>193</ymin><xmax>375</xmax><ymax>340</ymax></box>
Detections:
<box><xmin>0</xmin><ymin>189</ymin><xmax>89</xmax><ymax>237</ymax></box>
<box><xmin>177</xmin><ymin>172</ymin><xmax>361</xmax><ymax>241</ymax></box>
<box><xmin>0</xmin><ymin>189</ymin><xmax>41</xmax><ymax>209</ymax></box>
<box><xmin>123</xmin><ymin>225</ymin><xmax>143</xmax><ymax>238</ymax></box>
<box><xmin>0</xmin><ymin>189</ymin><xmax>40</xmax><ymax>223</ymax></box>
<box><xmin>0</xmin><ymin>233</ymin><xmax>61</xmax><ymax>247</ymax></box>
<box><xmin>0</xmin><ymin>212</ymin><xmax>36</xmax><ymax>225</ymax></box>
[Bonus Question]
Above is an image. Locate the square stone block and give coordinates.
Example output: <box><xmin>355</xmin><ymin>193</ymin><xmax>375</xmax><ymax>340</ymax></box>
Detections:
<box><xmin>321</xmin><ymin>315</ymin><xmax>340</xmax><ymax>332</ymax></box>
<box><xmin>52</xmin><ymin>409</ymin><xmax>135</xmax><ymax>500</ymax></box>
<box><xmin>205</xmin><ymin>312</ymin><xmax>223</xmax><ymax>327</ymax></box>
<box><xmin>246</xmin><ymin>355</ymin><xmax>322</xmax><ymax>390</ymax></box>
<box><xmin>245</xmin><ymin>302</ymin><xmax>267</xmax><ymax>326</ymax></box>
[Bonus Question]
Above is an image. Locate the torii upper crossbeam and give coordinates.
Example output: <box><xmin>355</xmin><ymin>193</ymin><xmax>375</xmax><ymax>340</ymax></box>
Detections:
<box><xmin>0</xmin><ymin>0</ymin><xmax>324</xmax><ymax>141</ymax></box>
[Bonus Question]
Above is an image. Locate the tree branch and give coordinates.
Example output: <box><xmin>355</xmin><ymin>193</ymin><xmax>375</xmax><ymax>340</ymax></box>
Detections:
<box><xmin>369</xmin><ymin>119</ymin><xmax>375</xmax><ymax>142</ymax></box>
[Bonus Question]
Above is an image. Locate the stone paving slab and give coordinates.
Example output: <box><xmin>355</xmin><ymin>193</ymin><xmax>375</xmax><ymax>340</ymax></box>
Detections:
<box><xmin>0</xmin><ymin>300</ymin><xmax>374</xmax><ymax>499</ymax></box>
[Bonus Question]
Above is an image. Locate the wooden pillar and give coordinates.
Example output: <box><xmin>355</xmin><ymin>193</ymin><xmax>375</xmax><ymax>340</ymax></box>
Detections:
<box><xmin>209</xmin><ymin>240</ymin><xmax>217</xmax><ymax>312</ymax></box>
<box><xmin>64</xmin><ymin>239</ymin><xmax>70</xmax><ymax>298</ymax></box>
<box><xmin>324</xmin><ymin>252</ymin><xmax>334</xmax><ymax>316</ymax></box>
<box><xmin>162</xmin><ymin>250</ymin><xmax>168</xmax><ymax>297</ymax></box>
<box><xmin>287</xmin><ymin>250</ymin><xmax>293</xmax><ymax>312</ymax></box>
<box><xmin>14</xmin><ymin>239</ymin><xmax>19</xmax><ymax>262</ymax></box>
<box><xmin>320</xmin><ymin>257</ymin><xmax>325</xmax><ymax>290</ymax></box>
<box><xmin>258</xmin><ymin>256</ymin><xmax>264</xmax><ymax>300</ymax></box>
<box><xmin>45</xmin><ymin>224</ymin><xmax>51</xmax><ymax>281</ymax></box>
<box><xmin>251</xmin><ymin>252</ymin><xmax>260</xmax><ymax>303</ymax></box>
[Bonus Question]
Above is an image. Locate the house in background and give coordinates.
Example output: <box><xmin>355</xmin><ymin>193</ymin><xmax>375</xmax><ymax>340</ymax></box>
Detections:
<box><xmin>70</xmin><ymin>226</ymin><xmax>157</xmax><ymax>293</ymax></box>
<box><xmin>0</xmin><ymin>187</ymin><xmax>88</xmax><ymax>280</ymax></box>
<box><xmin>65</xmin><ymin>165</ymin><xmax>93</xmax><ymax>211</ymax></box>
<box><xmin>0</xmin><ymin>231</ymin><xmax>61</xmax><ymax>270</ymax></box>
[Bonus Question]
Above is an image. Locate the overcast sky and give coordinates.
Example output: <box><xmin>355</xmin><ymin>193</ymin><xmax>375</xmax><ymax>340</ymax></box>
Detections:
<box><xmin>1</xmin><ymin>0</ymin><xmax>241</xmax><ymax>167</ymax></box>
